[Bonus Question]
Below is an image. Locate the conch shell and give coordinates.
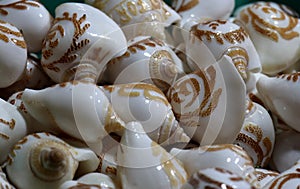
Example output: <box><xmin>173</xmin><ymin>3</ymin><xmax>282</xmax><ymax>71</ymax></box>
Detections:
<box><xmin>117</xmin><ymin>121</ymin><xmax>188</xmax><ymax>189</ymax></box>
<box><xmin>0</xmin><ymin>98</ymin><xmax>27</xmax><ymax>165</ymax></box>
<box><xmin>5</xmin><ymin>132</ymin><xmax>99</xmax><ymax>189</ymax></box>
<box><xmin>101</xmin><ymin>82</ymin><xmax>190</xmax><ymax>146</ymax></box>
<box><xmin>22</xmin><ymin>81</ymin><xmax>125</xmax><ymax>154</ymax></box>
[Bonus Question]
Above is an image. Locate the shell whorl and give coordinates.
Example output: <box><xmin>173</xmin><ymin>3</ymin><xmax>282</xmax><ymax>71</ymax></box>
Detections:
<box><xmin>224</xmin><ymin>46</ymin><xmax>249</xmax><ymax>80</ymax></box>
<box><xmin>29</xmin><ymin>140</ymin><xmax>71</xmax><ymax>182</ymax></box>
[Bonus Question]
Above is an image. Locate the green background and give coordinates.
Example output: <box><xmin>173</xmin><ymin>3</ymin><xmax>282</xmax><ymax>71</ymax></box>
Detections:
<box><xmin>40</xmin><ymin>0</ymin><xmax>300</xmax><ymax>16</ymax></box>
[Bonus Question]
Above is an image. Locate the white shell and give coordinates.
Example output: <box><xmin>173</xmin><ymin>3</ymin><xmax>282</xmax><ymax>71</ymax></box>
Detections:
<box><xmin>188</xmin><ymin>19</ymin><xmax>261</xmax><ymax>80</ymax></box>
<box><xmin>162</xmin><ymin>1</ymin><xmax>181</xmax><ymax>27</ymax></box>
<box><xmin>102</xmin><ymin>82</ymin><xmax>190</xmax><ymax>145</ymax></box>
<box><xmin>41</xmin><ymin>3</ymin><xmax>127</xmax><ymax>83</ymax></box>
<box><xmin>236</xmin><ymin>3</ymin><xmax>300</xmax><ymax>75</ymax></box>
<box><xmin>234</xmin><ymin>100</ymin><xmax>275</xmax><ymax>167</ymax></box>
<box><xmin>0</xmin><ymin>167</ymin><xmax>15</xmax><ymax>189</ymax></box>
<box><xmin>0</xmin><ymin>0</ymin><xmax>52</xmax><ymax>52</ymax></box>
<box><xmin>1</xmin><ymin>55</ymin><xmax>53</xmax><ymax>100</ymax></box>
<box><xmin>181</xmin><ymin>167</ymin><xmax>255</xmax><ymax>189</ymax></box>
<box><xmin>86</xmin><ymin>0</ymin><xmax>165</xmax><ymax>40</ymax></box>
<box><xmin>257</xmin><ymin>73</ymin><xmax>300</xmax><ymax>132</ymax></box>
<box><xmin>117</xmin><ymin>121</ymin><xmax>188</xmax><ymax>189</ymax></box>
<box><xmin>0</xmin><ymin>98</ymin><xmax>27</xmax><ymax>165</ymax></box>
<box><xmin>167</xmin><ymin>56</ymin><xmax>246</xmax><ymax>145</ymax></box>
<box><xmin>254</xmin><ymin>168</ymin><xmax>279</xmax><ymax>188</ymax></box>
<box><xmin>104</xmin><ymin>36</ymin><xmax>184</xmax><ymax>93</ymax></box>
<box><xmin>172</xmin><ymin>0</ymin><xmax>235</xmax><ymax>28</ymax></box>
<box><xmin>270</xmin><ymin>130</ymin><xmax>300</xmax><ymax>173</ymax></box>
<box><xmin>0</xmin><ymin>19</ymin><xmax>27</xmax><ymax>88</ymax></box>
<box><xmin>22</xmin><ymin>81</ymin><xmax>125</xmax><ymax>154</ymax></box>
<box><xmin>59</xmin><ymin>173</ymin><xmax>119</xmax><ymax>189</ymax></box>
<box><xmin>5</xmin><ymin>132</ymin><xmax>99</xmax><ymax>189</ymax></box>
<box><xmin>264</xmin><ymin>159</ymin><xmax>300</xmax><ymax>189</ymax></box>
<box><xmin>170</xmin><ymin>144</ymin><xmax>258</xmax><ymax>187</ymax></box>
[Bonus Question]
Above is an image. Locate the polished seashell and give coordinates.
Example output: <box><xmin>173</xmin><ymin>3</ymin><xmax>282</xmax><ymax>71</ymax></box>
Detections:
<box><xmin>172</xmin><ymin>0</ymin><xmax>235</xmax><ymax>28</ymax></box>
<box><xmin>22</xmin><ymin>81</ymin><xmax>125</xmax><ymax>154</ymax></box>
<box><xmin>41</xmin><ymin>3</ymin><xmax>127</xmax><ymax>83</ymax></box>
<box><xmin>236</xmin><ymin>3</ymin><xmax>300</xmax><ymax>75</ymax></box>
<box><xmin>0</xmin><ymin>19</ymin><xmax>27</xmax><ymax>88</ymax></box>
<box><xmin>0</xmin><ymin>55</ymin><xmax>53</xmax><ymax>100</ymax></box>
<box><xmin>270</xmin><ymin>130</ymin><xmax>300</xmax><ymax>173</ymax></box>
<box><xmin>59</xmin><ymin>173</ymin><xmax>119</xmax><ymax>189</ymax></box>
<box><xmin>257</xmin><ymin>72</ymin><xmax>300</xmax><ymax>132</ymax></box>
<box><xmin>5</xmin><ymin>132</ymin><xmax>99</xmax><ymax>189</ymax></box>
<box><xmin>104</xmin><ymin>36</ymin><xmax>183</xmax><ymax>93</ymax></box>
<box><xmin>0</xmin><ymin>167</ymin><xmax>15</xmax><ymax>189</ymax></box>
<box><xmin>234</xmin><ymin>99</ymin><xmax>275</xmax><ymax>168</ymax></box>
<box><xmin>85</xmin><ymin>0</ymin><xmax>165</xmax><ymax>40</ymax></box>
<box><xmin>0</xmin><ymin>98</ymin><xmax>27</xmax><ymax>165</ymax></box>
<box><xmin>117</xmin><ymin>121</ymin><xmax>188</xmax><ymax>189</ymax></box>
<box><xmin>188</xmin><ymin>19</ymin><xmax>261</xmax><ymax>80</ymax></box>
<box><xmin>101</xmin><ymin>82</ymin><xmax>190</xmax><ymax>146</ymax></box>
<box><xmin>254</xmin><ymin>168</ymin><xmax>279</xmax><ymax>188</ymax></box>
<box><xmin>167</xmin><ymin>56</ymin><xmax>246</xmax><ymax>145</ymax></box>
<box><xmin>264</xmin><ymin>159</ymin><xmax>300</xmax><ymax>189</ymax></box>
<box><xmin>181</xmin><ymin>167</ymin><xmax>255</xmax><ymax>189</ymax></box>
<box><xmin>0</xmin><ymin>0</ymin><xmax>52</xmax><ymax>52</ymax></box>
<box><xmin>170</xmin><ymin>144</ymin><xmax>258</xmax><ymax>186</ymax></box>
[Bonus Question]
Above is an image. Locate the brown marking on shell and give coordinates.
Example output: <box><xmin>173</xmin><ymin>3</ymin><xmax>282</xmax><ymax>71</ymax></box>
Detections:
<box><xmin>0</xmin><ymin>133</ymin><xmax>9</xmax><ymax>140</ymax></box>
<box><xmin>0</xmin><ymin>118</ymin><xmax>15</xmax><ymax>129</ymax></box>
<box><xmin>255</xmin><ymin>170</ymin><xmax>279</xmax><ymax>181</ymax></box>
<box><xmin>277</xmin><ymin>72</ymin><xmax>300</xmax><ymax>82</ymax></box>
<box><xmin>246</xmin><ymin>5</ymin><xmax>299</xmax><ymax>42</ymax></box>
<box><xmin>104</xmin><ymin>105</ymin><xmax>124</xmax><ymax>134</ymax></box>
<box><xmin>268</xmin><ymin>168</ymin><xmax>300</xmax><ymax>189</ymax></box>
<box><xmin>0</xmin><ymin>0</ymin><xmax>39</xmax><ymax>16</ymax></box>
<box><xmin>0</xmin><ymin>24</ymin><xmax>26</xmax><ymax>49</ymax></box>
<box><xmin>177</xmin><ymin>0</ymin><xmax>199</xmax><ymax>12</ymax></box>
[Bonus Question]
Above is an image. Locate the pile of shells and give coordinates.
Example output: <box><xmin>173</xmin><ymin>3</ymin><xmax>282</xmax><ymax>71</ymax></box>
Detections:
<box><xmin>1</xmin><ymin>0</ymin><xmax>300</xmax><ymax>188</ymax></box>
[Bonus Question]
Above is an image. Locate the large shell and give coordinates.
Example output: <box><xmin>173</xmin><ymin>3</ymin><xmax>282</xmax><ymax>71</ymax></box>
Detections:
<box><xmin>101</xmin><ymin>82</ymin><xmax>190</xmax><ymax>146</ymax></box>
<box><xmin>0</xmin><ymin>98</ymin><xmax>27</xmax><ymax>165</ymax></box>
<box><xmin>188</xmin><ymin>19</ymin><xmax>261</xmax><ymax>80</ymax></box>
<box><xmin>257</xmin><ymin>72</ymin><xmax>300</xmax><ymax>132</ymax></box>
<box><xmin>86</xmin><ymin>0</ymin><xmax>165</xmax><ymax>40</ymax></box>
<box><xmin>167</xmin><ymin>56</ymin><xmax>246</xmax><ymax>145</ymax></box>
<box><xmin>41</xmin><ymin>3</ymin><xmax>127</xmax><ymax>83</ymax></box>
<box><xmin>0</xmin><ymin>55</ymin><xmax>53</xmax><ymax>100</ymax></box>
<box><xmin>0</xmin><ymin>0</ymin><xmax>52</xmax><ymax>52</ymax></box>
<box><xmin>264</xmin><ymin>159</ymin><xmax>300</xmax><ymax>189</ymax></box>
<box><xmin>181</xmin><ymin>167</ymin><xmax>255</xmax><ymax>189</ymax></box>
<box><xmin>0</xmin><ymin>19</ymin><xmax>27</xmax><ymax>88</ymax></box>
<box><xmin>235</xmin><ymin>3</ymin><xmax>300</xmax><ymax>75</ymax></box>
<box><xmin>59</xmin><ymin>173</ymin><xmax>119</xmax><ymax>189</ymax></box>
<box><xmin>0</xmin><ymin>167</ymin><xmax>15</xmax><ymax>189</ymax></box>
<box><xmin>104</xmin><ymin>36</ymin><xmax>184</xmax><ymax>93</ymax></box>
<box><xmin>5</xmin><ymin>132</ymin><xmax>99</xmax><ymax>189</ymax></box>
<box><xmin>117</xmin><ymin>121</ymin><xmax>188</xmax><ymax>189</ymax></box>
<box><xmin>170</xmin><ymin>144</ymin><xmax>259</xmax><ymax>187</ymax></box>
<box><xmin>234</xmin><ymin>99</ymin><xmax>275</xmax><ymax>168</ymax></box>
<box><xmin>22</xmin><ymin>81</ymin><xmax>125</xmax><ymax>154</ymax></box>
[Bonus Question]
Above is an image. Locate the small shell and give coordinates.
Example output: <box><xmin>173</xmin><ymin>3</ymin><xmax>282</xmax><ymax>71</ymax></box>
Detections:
<box><xmin>104</xmin><ymin>36</ymin><xmax>184</xmax><ymax>93</ymax></box>
<box><xmin>167</xmin><ymin>56</ymin><xmax>246</xmax><ymax>145</ymax></box>
<box><xmin>0</xmin><ymin>98</ymin><xmax>27</xmax><ymax>165</ymax></box>
<box><xmin>101</xmin><ymin>82</ymin><xmax>190</xmax><ymax>146</ymax></box>
<box><xmin>0</xmin><ymin>167</ymin><xmax>15</xmax><ymax>189</ymax></box>
<box><xmin>234</xmin><ymin>99</ymin><xmax>275</xmax><ymax>168</ymax></box>
<box><xmin>257</xmin><ymin>72</ymin><xmax>300</xmax><ymax>132</ymax></box>
<box><xmin>254</xmin><ymin>168</ymin><xmax>279</xmax><ymax>188</ymax></box>
<box><xmin>235</xmin><ymin>3</ymin><xmax>300</xmax><ymax>75</ymax></box>
<box><xmin>117</xmin><ymin>121</ymin><xmax>188</xmax><ymax>189</ymax></box>
<box><xmin>0</xmin><ymin>0</ymin><xmax>52</xmax><ymax>52</ymax></box>
<box><xmin>264</xmin><ymin>159</ymin><xmax>300</xmax><ymax>189</ymax></box>
<box><xmin>41</xmin><ymin>3</ymin><xmax>127</xmax><ymax>83</ymax></box>
<box><xmin>22</xmin><ymin>81</ymin><xmax>125</xmax><ymax>154</ymax></box>
<box><xmin>181</xmin><ymin>167</ymin><xmax>255</xmax><ymax>189</ymax></box>
<box><xmin>270</xmin><ymin>130</ymin><xmax>300</xmax><ymax>173</ymax></box>
<box><xmin>188</xmin><ymin>19</ymin><xmax>261</xmax><ymax>80</ymax></box>
<box><xmin>0</xmin><ymin>55</ymin><xmax>53</xmax><ymax>100</ymax></box>
<box><xmin>170</xmin><ymin>144</ymin><xmax>259</xmax><ymax>187</ymax></box>
<box><xmin>5</xmin><ymin>132</ymin><xmax>99</xmax><ymax>189</ymax></box>
<box><xmin>0</xmin><ymin>19</ymin><xmax>27</xmax><ymax>88</ymax></box>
